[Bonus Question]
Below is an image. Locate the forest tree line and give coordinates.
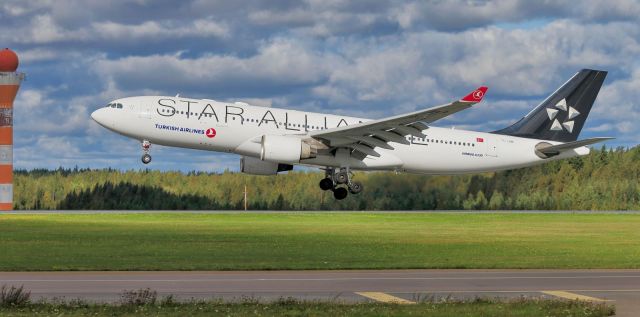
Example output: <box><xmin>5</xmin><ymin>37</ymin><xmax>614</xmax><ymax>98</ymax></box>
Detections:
<box><xmin>12</xmin><ymin>145</ymin><xmax>640</xmax><ymax>210</ymax></box>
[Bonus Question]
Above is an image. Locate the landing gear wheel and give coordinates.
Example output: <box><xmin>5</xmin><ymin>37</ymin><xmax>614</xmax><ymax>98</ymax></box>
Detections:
<box><xmin>333</xmin><ymin>187</ymin><xmax>348</xmax><ymax>200</ymax></box>
<box><xmin>319</xmin><ymin>178</ymin><xmax>334</xmax><ymax>191</ymax></box>
<box><xmin>336</xmin><ymin>171</ymin><xmax>349</xmax><ymax>184</ymax></box>
<box><xmin>141</xmin><ymin>140</ymin><xmax>152</xmax><ymax>165</ymax></box>
<box><xmin>348</xmin><ymin>181</ymin><xmax>363</xmax><ymax>194</ymax></box>
<box><xmin>141</xmin><ymin>153</ymin><xmax>152</xmax><ymax>164</ymax></box>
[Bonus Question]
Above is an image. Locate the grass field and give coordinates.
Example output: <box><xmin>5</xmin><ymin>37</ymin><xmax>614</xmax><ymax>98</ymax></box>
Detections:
<box><xmin>0</xmin><ymin>212</ymin><xmax>639</xmax><ymax>270</ymax></box>
<box><xmin>0</xmin><ymin>298</ymin><xmax>615</xmax><ymax>317</ymax></box>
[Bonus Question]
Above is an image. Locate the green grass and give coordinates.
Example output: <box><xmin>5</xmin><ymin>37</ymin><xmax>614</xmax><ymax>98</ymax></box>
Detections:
<box><xmin>0</xmin><ymin>298</ymin><xmax>615</xmax><ymax>317</ymax></box>
<box><xmin>0</xmin><ymin>213</ymin><xmax>639</xmax><ymax>270</ymax></box>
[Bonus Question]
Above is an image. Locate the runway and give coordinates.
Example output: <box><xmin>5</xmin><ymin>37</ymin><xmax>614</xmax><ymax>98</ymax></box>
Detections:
<box><xmin>1</xmin><ymin>270</ymin><xmax>639</xmax><ymax>316</ymax></box>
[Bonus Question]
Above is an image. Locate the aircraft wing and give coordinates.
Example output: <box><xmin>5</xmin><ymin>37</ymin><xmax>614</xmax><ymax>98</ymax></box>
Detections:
<box><xmin>307</xmin><ymin>87</ymin><xmax>488</xmax><ymax>157</ymax></box>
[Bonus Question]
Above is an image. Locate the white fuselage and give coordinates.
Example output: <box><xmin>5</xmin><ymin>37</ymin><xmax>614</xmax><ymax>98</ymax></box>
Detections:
<box><xmin>91</xmin><ymin>96</ymin><xmax>589</xmax><ymax>173</ymax></box>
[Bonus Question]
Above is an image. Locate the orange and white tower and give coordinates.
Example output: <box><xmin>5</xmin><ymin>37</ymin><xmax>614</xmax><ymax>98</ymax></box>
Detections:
<box><xmin>0</xmin><ymin>48</ymin><xmax>24</xmax><ymax>211</ymax></box>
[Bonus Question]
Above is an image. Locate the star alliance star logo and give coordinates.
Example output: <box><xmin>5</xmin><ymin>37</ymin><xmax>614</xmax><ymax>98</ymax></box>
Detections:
<box><xmin>546</xmin><ymin>98</ymin><xmax>579</xmax><ymax>133</ymax></box>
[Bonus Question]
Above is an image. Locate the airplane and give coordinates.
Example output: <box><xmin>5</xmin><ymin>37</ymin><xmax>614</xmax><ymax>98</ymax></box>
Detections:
<box><xmin>91</xmin><ymin>69</ymin><xmax>612</xmax><ymax>200</ymax></box>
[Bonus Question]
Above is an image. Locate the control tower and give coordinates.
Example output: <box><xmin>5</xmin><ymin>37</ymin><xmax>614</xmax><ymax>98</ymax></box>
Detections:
<box><xmin>0</xmin><ymin>48</ymin><xmax>24</xmax><ymax>210</ymax></box>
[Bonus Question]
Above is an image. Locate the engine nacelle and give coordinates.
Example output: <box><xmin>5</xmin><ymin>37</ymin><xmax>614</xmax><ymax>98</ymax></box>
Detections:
<box><xmin>534</xmin><ymin>142</ymin><xmax>557</xmax><ymax>159</ymax></box>
<box><xmin>240</xmin><ymin>156</ymin><xmax>293</xmax><ymax>175</ymax></box>
<box><xmin>260</xmin><ymin>135</ymin><xmax>316</xmax><ymax>164</ymax></box>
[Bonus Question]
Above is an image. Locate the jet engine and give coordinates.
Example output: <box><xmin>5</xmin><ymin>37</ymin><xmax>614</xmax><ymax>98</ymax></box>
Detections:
<box><xmin>260</xmin><ymin>135</ymin><xmax>317</xmax><ymax>164</ymax></box>
<box><xmin>240</xmin><ymin>156</ymin><xmax>293</xmax><ymax>175</ymax></box>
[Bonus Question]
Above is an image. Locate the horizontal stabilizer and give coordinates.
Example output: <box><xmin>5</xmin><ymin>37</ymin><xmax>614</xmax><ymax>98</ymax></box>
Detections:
<box><xmin>537</xmin><ymin>137</ymin><xmax>613</xmax><ymax>157</ymax></box>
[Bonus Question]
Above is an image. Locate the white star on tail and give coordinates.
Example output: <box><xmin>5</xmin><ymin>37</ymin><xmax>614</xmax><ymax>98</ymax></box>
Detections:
<box><xmin>567</xmin><ymin>106</ymin><xmax>580</xmax><ymax>120</ymax></box>
<box><xmin>548</xmin><ymin>98</ymin><xmax>579</xmax><ymax>133</ymax></box>
<box><xmin>562</xmin><ymin>120</ymin><xmax>575</xmax><ymax>133</ymax></box>
<box><xmin>550</xmin><ymin>119</ymin><xmax>563</xmax><ymax>131</ymax></box>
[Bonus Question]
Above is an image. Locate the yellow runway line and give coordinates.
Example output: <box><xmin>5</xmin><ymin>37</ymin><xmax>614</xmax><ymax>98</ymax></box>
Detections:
<box><xmin>355</xmin><ymin>292</ymin><xmax>416</xmax><ymax>304</ymax></box>
<box><xmin>542</xmin><ymin>290</ymin><xmax>611</xmax><ymax>302</ymax></box>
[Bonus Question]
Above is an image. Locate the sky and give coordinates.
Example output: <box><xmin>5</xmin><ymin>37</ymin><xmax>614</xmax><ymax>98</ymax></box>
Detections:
<box><xmin>2</xmin><ymin>0</ymin><xmax>640</xmax><ymax>172</ymax></box>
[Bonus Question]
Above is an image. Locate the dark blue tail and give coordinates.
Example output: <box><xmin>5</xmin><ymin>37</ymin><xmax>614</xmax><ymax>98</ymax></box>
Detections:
<box><xmin>492</xmin><ymin>69</ymin><xmax>607</xmax><ymax>142</ymax></box>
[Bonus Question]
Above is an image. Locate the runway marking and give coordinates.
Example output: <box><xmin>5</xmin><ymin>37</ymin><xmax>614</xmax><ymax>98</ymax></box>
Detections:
<box><xmin>356</xmin><ymin>292</ymin><xmax>415</xmax><ymax>304</ymax></box>
<box><xmin>541</xmin><ymin>291</ymin><xmax>610</xmax><ymax>302</ymax></box>
<box><xmin>395</xmin><ymin>289</ymin><xmax>640</xmax><ymax>294</ymax></box>
<box><xmin>19</xmin><ymin>289</ymin><xmax>640</xmax><ymax>295</ymax></box>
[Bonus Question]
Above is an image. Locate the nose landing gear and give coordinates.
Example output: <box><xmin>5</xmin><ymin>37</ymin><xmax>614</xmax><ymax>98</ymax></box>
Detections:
<box><xmin>141</xmin><ymin>140</ymin><xmax>152</xmax><ymax>164</ymax></box>
<box><xmin>318</xmin><ymin>167</ymin><xmax>363</xmax><ymax>200</ymax></box>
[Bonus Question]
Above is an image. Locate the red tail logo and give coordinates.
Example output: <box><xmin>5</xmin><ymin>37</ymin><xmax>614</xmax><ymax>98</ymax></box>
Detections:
<box><xmin>205</xmin><ymin>128</ymin><xmax>216</xmax><ymax>138</ymax></box>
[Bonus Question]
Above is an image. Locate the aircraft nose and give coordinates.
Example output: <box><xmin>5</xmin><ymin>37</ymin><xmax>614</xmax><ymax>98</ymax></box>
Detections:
<box><xmin>91</xmin><ymin>108</ymin><xmax>109</xmax><ymax>127</ymax></box>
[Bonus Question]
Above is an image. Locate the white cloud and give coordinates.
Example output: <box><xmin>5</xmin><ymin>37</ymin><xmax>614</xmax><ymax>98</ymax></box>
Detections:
<box><xmin>586</xmin><ymin>123</ymin><xmax>613</xmax><ymax>132</ymax></box>
<box><xmin>36</xmin><ymin>136</ymin><xmax>80</xmax><ymax>156</ymax></box>
<box><xmin>92</xmin><ymin>38</ymin><xmax>334</xmax><ymax>94</ymax></box>
<box><xmin>4</xmin><ymin>0</ymin><xmax>640</xmax><ymax>171</ymax></box>
<box><xmin>81</xmin><ymin>19</ymin><xmax>640</xmax><ymax>121</ymax></box>
<box><xmin>93</xmin><ymin>19</ymin><xmax>229</xmax><ymax>41</ymax></box>
<box><xmin>587</xmin><ymin>68</ymin><xmax>640</xmax><ymax>142</ymax></box>
<box><xmin>3</xmin><ymin>14</ymin><xmax>229</xmax><ymax>45</ymax></box>
<box><xmin>18</xmin><ymin>48</ymin><xmax>58</xmax><ymax>63</ymax></box>
<box><xmin>1</xmin><ymin>0</ymin><xmax>52</xmax><ymax>17</ymax></box>
<box><xmin>14</xmin><ymin>89</ymin><xmax>48</xmax><ymax>111</ymax></box>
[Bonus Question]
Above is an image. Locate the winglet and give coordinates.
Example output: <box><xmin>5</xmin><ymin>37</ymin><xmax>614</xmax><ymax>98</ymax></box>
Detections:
<box><xmin>461</xmin><ymin>86</ymin><xmax>488</xmax><ymax>103</ymax></box>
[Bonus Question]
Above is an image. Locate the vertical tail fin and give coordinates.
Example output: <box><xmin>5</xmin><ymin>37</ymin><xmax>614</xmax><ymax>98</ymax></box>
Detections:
<box><xmin>492</xmin><ymin>69</ymin><xmax>607</xmax><ymax>142</ymax></box>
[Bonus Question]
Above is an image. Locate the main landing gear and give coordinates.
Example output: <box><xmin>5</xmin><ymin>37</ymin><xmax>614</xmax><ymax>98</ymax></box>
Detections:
<box><xmin>141</xmin><ymin>140</ymin><xmax>152</xmax><ymax>164</ymax></box>
<box><xmin>319</xmin><ymin>167</ymin><xmax>363</xmax><ymax>200</ymax></box>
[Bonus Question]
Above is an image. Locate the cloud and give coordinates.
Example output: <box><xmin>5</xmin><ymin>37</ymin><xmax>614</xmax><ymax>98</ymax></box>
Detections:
<box><xmin>391</xmin><ymin>0</ymin><xmax>640</xmax><ymax>31</ymax></box>
<box><xmin>3</xmin><ymin>15</ymin><xmax>229</xmax><ymax>45</ymax></box>
<box><xmin>14</xmin><ymin>89</ymin><xmax>48</xmax><ymax>111</ymax></box>
<box><xmin>89</xmin><ymin>18</ymin><xmax>640</xmax><ymax>112</ymax></box>
<box><xmin>93</xmin><ymin>19</ymin><xmax>229</xmax><ymax>41</ymax></box>
<box><xmin>585</xmin><ymin>68</ymin><xmax>640</xmax><ymax>144</ymax></box>
<box><xmin>4</xmin><ymin>0</ymin><xmax>640</xmax><ymax>171</ymax></box>
<box><xmin>586</xmin><ymin>123</ymin><xmax>613</xmax><ymax>132</ymax></box>
<box><xmin>18</xmin><ymin>48</ymin><xmax>58</xmax><ymax>63</ymax></box>
<box><xmin>92</xmin><ymin>38</ymin><xmax>335</xmax><ymax>97</ymax></box>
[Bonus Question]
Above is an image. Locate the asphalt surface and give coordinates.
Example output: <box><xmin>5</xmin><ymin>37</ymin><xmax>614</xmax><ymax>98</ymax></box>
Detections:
<box><xmin>1</xmin><ymin>270</ymin><xmax>638</xmax><ymax>316</ymax></box>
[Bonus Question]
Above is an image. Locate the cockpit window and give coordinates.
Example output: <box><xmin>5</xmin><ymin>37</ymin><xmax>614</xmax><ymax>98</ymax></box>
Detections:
<box><xmin>105</xmin><ymin>102</ymin><xmax>124</xmax><ymax>109</ymax></box>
